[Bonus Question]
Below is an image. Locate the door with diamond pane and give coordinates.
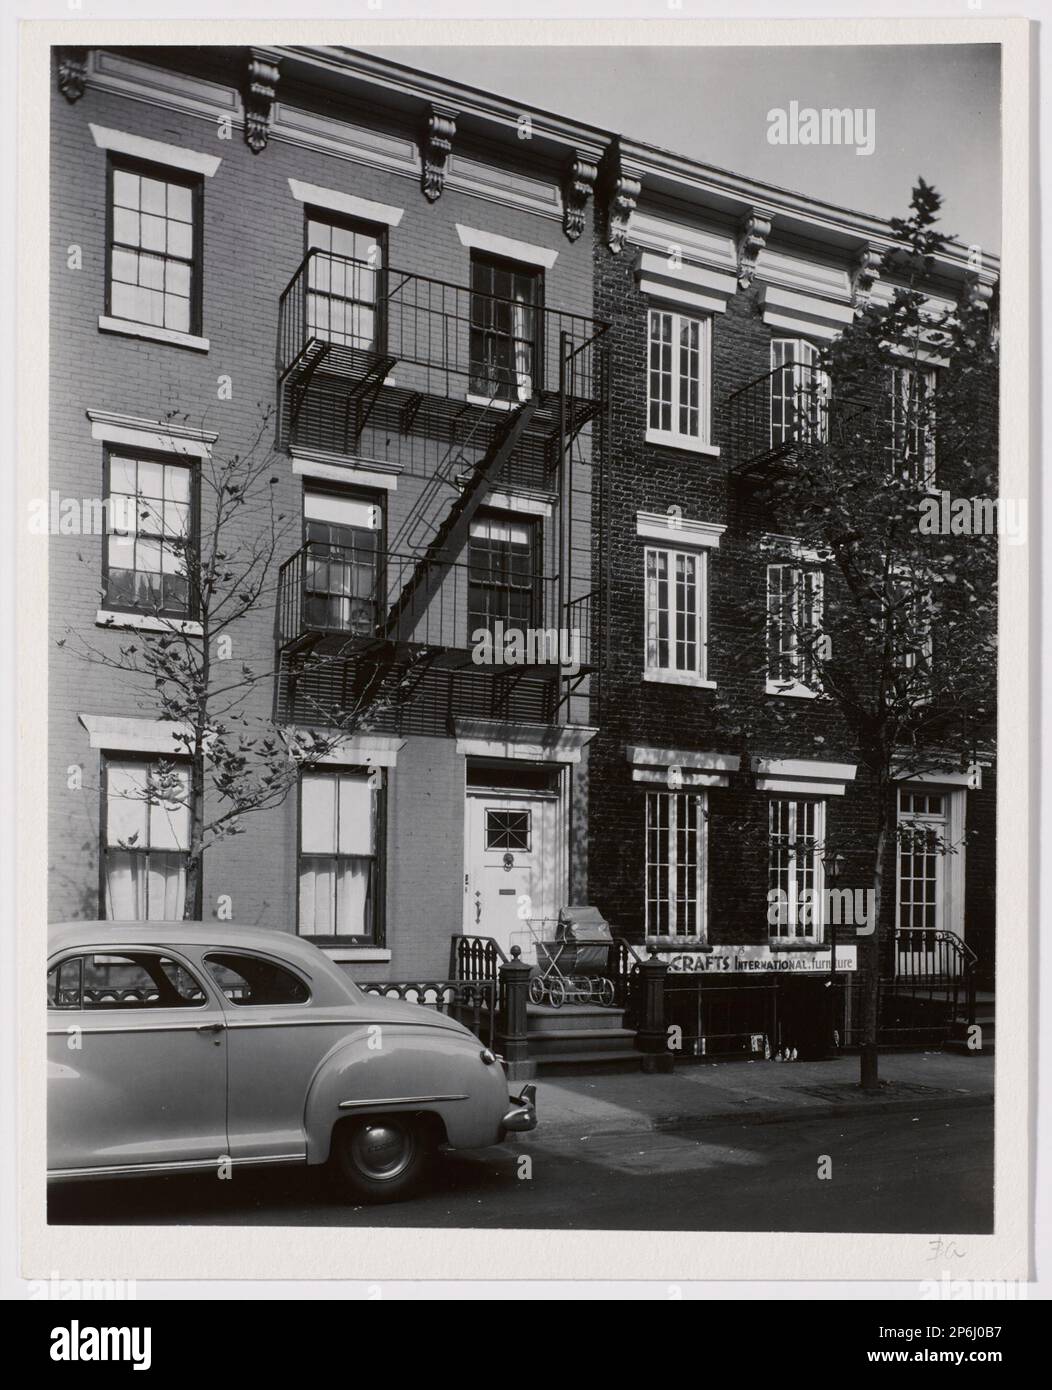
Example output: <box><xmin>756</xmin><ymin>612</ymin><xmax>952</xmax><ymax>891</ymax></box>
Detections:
<box><xmin>464</xmin><ymin>793</ymin><xmax>558</xmax><ymax>961</ymax></box>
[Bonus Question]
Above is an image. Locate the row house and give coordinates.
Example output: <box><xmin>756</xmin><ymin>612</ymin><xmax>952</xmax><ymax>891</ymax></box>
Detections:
<box><xmin>48</xmin><ymin>45</ymin><xmax>998</xmax><ymax>1060</ymax></box>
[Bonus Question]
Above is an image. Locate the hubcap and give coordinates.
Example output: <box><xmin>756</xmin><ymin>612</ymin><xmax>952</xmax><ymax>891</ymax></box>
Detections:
<box><xmin>349</xmin><ymin>1122</ymin><xmax>414</xmax><ymax>1181</ymax></box>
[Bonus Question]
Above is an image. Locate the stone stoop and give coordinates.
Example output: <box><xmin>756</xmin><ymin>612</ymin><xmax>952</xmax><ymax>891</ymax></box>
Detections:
<box><xmin>526</xmin><ymin>1002</ymin><xmax>640</xmax><ymax>1070</ymax></box>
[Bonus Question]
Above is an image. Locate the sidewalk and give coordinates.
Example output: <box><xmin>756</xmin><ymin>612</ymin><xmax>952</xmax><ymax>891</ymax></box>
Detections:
<box><xmin>531</xmin><ymin>1051</ymin><xmax>994</xmax><ymax>1139</ymax></box>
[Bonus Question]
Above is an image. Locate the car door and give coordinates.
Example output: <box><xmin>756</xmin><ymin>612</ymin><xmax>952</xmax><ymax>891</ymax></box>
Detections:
<box><xmin>198</xmin><ymin>949</ymin><xmax>348</xmax><ymax>1163</ymax></box>
<box><xmin>47</xmin><ymin>947</ymin><xmax>228</xmax><ymax>1175</ymax></box>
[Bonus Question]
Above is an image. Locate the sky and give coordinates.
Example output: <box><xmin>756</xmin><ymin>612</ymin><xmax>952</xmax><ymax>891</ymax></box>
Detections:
<box><xmin>365</xmin><ymin>44</ymin><xmax>1002</xmax><ymax>255</ymax></box>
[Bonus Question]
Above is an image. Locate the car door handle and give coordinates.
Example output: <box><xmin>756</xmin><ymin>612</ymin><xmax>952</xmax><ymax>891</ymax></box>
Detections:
<box><xmin>196</xmin><ymin>1022</ymin><xmax>226</xmax><ymax>1037</ymax></box>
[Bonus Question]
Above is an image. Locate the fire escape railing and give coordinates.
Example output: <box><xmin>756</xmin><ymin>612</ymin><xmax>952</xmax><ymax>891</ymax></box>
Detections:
<box><xmin>725</xmin><ymin>363</ymin><xmax>869</xmax><ymax>475</ymax></box>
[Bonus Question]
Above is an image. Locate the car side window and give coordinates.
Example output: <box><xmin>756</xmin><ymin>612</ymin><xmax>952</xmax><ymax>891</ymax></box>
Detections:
<box><xmin>47</xmin><ymin>953</ymin><xmax>208</xmax><ymax>1010</ymax></box>
<box><xmin>204</xmin><ymin>952</ymin><xmax>311</xmax><ymax>1006</ymax></box>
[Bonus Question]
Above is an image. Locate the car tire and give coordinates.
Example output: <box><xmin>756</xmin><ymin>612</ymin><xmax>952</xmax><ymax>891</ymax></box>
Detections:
<box><xmin>331</xmin><ymin>1115</ymin><xmax>432</xmax><ymax>1203</ymax></box>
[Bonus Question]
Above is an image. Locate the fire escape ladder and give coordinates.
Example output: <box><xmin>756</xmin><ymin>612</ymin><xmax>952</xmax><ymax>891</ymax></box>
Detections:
<box><xmin>384</xmin><ymin>399</ymin><xmax>538</xmax><ymax>641</ymax></box>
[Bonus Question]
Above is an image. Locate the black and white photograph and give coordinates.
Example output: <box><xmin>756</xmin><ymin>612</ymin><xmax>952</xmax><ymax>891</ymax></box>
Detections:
<box><xmin>7</xmin><ymin>5</ymin><xmax>1041</xmax><ymax>1312</ymax></box>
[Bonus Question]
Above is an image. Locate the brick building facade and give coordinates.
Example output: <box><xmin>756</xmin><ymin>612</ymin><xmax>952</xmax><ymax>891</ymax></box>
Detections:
<box><xmin>48</xmin><ymin>45</ymin><xmax>998</xmax><ymax>1049</ymax></box>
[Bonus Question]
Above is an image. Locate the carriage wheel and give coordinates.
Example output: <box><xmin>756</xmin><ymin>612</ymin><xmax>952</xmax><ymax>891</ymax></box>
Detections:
<box><xmin>597</xmin><ymin>979</ymin><xmax>615</xmax><ymax>1007</ymax></box>
<box><xmin>548</xmin><ymin>978</ymin><xmax>566</xmax><ymax>1008</ymax></box>
<box><xmin>528</xmin><ymin>976</ymin><xmax>545</xmax><ymax>1005</ymax></box>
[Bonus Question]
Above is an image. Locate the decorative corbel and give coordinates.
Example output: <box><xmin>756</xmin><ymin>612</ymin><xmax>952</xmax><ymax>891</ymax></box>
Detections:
<box><xmin>737</xmin><ymin>207</ymin><xmax>773</xmax><ymax>288</ymax></box>
<box><xmin>422</xmin><ymin>105</ymin><xmax>458</xmax><ymax>202</ymax></box>
<box><xmin>852</xmin><ymin>243</ymin><xmax>882</xmax><ymax>310</ymax></box>
<box><xmin>563</xmin><ymin>153</ymin><xmax>598</xmax><ymax>243</ymax></box>
<box><xmin>244</xmin><ymin>48</ymin><xmax>282</xmax><ymax>155</ymax></box>
<box><xmin>963</xmin><ymin>270</ymin><xmax>995</xmax><ymax>313</ymax></box>
<box><xmin>603</xmin><ymin>143</ymin><xmax>642</xmax><ymax>255</ymax></box>
<box><xmin>57</xmin><ymin>48</ymin><xmax>89</xmax><ymax>104</ymax></box>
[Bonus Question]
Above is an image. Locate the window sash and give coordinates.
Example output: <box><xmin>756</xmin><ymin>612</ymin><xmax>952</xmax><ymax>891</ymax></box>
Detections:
<box><xmin>469</xmin><ymin>255</ymin><xmax>542</xmax><ymax>401</ymax></box>
<box><xmin>768</xmin><ymin>798</ymin><xmax>824</xmax><ymax>940</ymax></box>
<box><xmin>644</xmin><ymin>546</ymin><xmax>704</xmax><ymax>676</ymax></box>
<box><xmin>770</xmin><ymin>339</ymin><xmax>830</xmax><ymax>448</ymax></box>
<box><xmin>108</xmin><ymin>159</ymin><xmax>200</xmax><ymax>334</ymax></box>
<box><xmin>896</xmin><ymin>790</ymin><xmax>946</xmax><ymax>932</ymax></box>
<box><xmin>648</xmin><ymin>308</ymin><xmax>710</xmax><ymax>443</ymax></box>
<box><xmin>468</xmin><ymin>515</ymin><xmax>538</xmax><ymax>636</ymax></box>
<box><xmin>889</xmin><ymin>366</ymin><xmax>937</xmax><ymax>485</ymax></box>
<box><xmin>104</xmin><ymin>453</ymin><xmax>195</xmax><ymax>618</ymax></box>
<box><xmin>306</xmin><ymin>215</ymin><xmax>385</xmax><ymax>352</ymax></box>
<box><xmin>102</xmin><ymin>756</ymin><xmax>190</xmax><ymax>922</ymax></box>
<box><xmin>298</xmin><ymin>770</ymin><xmax>382</xmax><ymax>943</ymax></box>
<box><xmin>646</xmin><ymin>791</ymin><xmax>705</xmax><ymax>938</ymax></box>
<box><xmin>766</xmin><ymin>564</ymin><xmax>824</xmax><ymax>686</ymax></box>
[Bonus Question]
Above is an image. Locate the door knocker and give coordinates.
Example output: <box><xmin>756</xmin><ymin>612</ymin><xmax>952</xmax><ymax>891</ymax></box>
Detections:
<box><xmin>502</xmin><ymin>852</ymin><xmax>514</xmax><ymax>872</ymax></box>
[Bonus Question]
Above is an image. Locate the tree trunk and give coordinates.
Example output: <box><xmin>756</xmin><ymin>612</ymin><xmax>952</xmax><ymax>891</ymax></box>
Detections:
<box><xmin>859</xmin><ymin>786</ymin><xmax>888</xmax><ymax>1090</ymax></box>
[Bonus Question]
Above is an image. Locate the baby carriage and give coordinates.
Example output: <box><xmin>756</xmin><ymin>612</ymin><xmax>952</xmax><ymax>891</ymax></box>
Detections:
<box><xmin>526</xmin><ymin>905</ymin><xmax>618</xmax><ymax>1008</ymax></box>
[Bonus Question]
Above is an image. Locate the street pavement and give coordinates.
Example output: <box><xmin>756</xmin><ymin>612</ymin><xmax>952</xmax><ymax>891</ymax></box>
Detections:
<box><xmin>49</xmin><ymin>1051</ymin><xmax>993</xmax><ymax>1233</ymax></box>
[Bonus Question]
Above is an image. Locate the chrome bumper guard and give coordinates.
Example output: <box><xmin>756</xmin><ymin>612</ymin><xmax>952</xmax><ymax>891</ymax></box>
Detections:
<box><xmin>501</xmin><ymin>1083</ymin><xmax>538</xmax><ymax>1135</ymax></box>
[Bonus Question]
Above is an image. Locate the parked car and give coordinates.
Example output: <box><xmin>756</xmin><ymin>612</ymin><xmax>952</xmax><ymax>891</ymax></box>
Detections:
<box><xmin>47</xmin><ymin>921</ymin><xmax>536</xmax><ymax>1202</ymax></box>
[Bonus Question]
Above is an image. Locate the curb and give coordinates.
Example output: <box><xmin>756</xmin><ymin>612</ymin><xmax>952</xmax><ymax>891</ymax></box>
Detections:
<box><xmin>531</xmin><ymin>1091</ymin><xmax>994</xmax><ymax>1141</ymax></box>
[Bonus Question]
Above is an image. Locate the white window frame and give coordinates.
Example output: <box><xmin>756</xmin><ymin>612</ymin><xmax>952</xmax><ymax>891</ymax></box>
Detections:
<box><xmin>894</xmin><ymin>785</ymin><xmax>966</xmax><ymax>944</ymax></box>
<box><xmin>643</xmin><ymin>544</ymin><xmax>713</xmax><ymax>687</ymax></box>
<box><xmin>770</xmin><ymin>338</ymin><xmax>830</xmax><ymax>449</ymax></box>
<box><xmin>645</xmin><ymin>789</ymin><xmax>707</xmax><ymax>941</ymax></box>
<box><xmin>767</xmin><ymin>797</ymin><xmax>826</xmax><ymax>942</ymax></box>
<box><xmin>646</xmin><ymin>306</ymin><xmax>714</xmax><ymax>452</ymax></box>
<box><xmin>765</xmin><ymin>562</ymin><xmax>825</xmax><ymax>697</ymax></box>
<box><xmin>889</xmin><ymin>364</ymin><xmax>937</xmax><ymax>488</ymax></box>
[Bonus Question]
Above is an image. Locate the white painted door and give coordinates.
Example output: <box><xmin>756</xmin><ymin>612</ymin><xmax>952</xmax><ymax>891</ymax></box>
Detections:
<box><xmin>464</xmin><ymin>792</ymin><xmax>560</xmax><ymax>961</ymax></box>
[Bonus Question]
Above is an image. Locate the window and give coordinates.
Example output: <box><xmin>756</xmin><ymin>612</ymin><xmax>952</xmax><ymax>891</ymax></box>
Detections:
<box><xmin>889</xmin><ymin>365</ymin><xmax>936</xmax><ymax>486</ymax></box>
<box><xmin>890</xmin><ymin>568</ymin><xmax>934</xmax><ymax>679</ymax></box>
<box><xmin>48</xmin><ymin>953</ymin><xmax>206</xmax><ymax>1010</ymax></box>
<box><xmin>468</xmin><ymin>515</ymin><xmax>538</xmax><ymax>639</ymax></box>
<box><xmin>646</xmin><ymin>791</ymin><xmax>705</xmax><ymax>938</ymax></box>
<box><xmin>108</xmin><ymin>160</ymin><xmax>200</xmax><ymax>334</ymax></box>
<box><xmin>102</xmin><ymin>757</ymin><xmax>190</xmax><ymax>921</ymax></box>
<box><xmin>766</xmin><ymin>563</ymin><xmax>824</xmax><ymax>690</ymax></box>
<box><xmin>204</xmin><ymin>953</ymin><xmax>310</xmax><ymax>1006</ymax></box>
<box><xmin>768</xmin><ymin>798</ymin><xmax>824</xmax><ymax>940</ymax></box>
<box><xmin>896</xmin><ymin>790</ymin><xmax>946</xmax><ymax>932</ymax></box>
<box><xmin>644</xmin><ymin>546</ymin><xmax>706</xmax><ymax>680</ymax></box>
<box><xmin>104</xmin><ymin>453</ymin><xmax>194</xmax><ymax>617</ymax></box>
<box><xmin>303</xmin><ymin>488</ymin><xmax>383</xmax><ymax>635</ymax></box>
<box><xmin>305</xmin><ymin>214</ymin><xmax>384</xmax><ymax>352</ymax></box>
<box><xmin>770</xmin><ymin>339</ymin><xmax>830</xmax><ymax>448</ymax></box>
<box><xmin>647</xmin><ymin>308</ymin><xmax>711</xmax><ymax>447</ymax></box>
<box><xmin>485</xmin><ymin>808</ymin><xmax>531</xmax><ymax>851</ymax></box>
<box><xmin>469</xmin><ymin>254</ymin><xmax>542</xmax><ymax>401</ymax></box>
<box><xmin>299</xmin><ymin>769</ymin><xmax>383</xmax><ymax>944</ymax></box>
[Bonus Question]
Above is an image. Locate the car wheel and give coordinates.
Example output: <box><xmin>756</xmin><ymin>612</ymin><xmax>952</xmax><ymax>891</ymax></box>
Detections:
<box><xmin>331</xmin><ymin>1116</ymin><xmax>432</xmax><ymax>1203</ymax></box>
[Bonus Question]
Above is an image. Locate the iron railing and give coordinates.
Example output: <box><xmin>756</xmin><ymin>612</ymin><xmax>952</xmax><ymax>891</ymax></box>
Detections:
<box><xmin>359</xmin><ymin>979</ymin><xmax>496</xmax><ymax>1048</ymax></box>
<box><xmin>449</xmin><ymin>935</ymin><xmax>509</xmax><ymax>984</ymax></box>
<box><xmin>276</xmin><ymin>541</ymin><xmax>594</xmax><ymax>667</ymax></box>
<box><xmin>725</xmin><ymin>363</ymin><xmax>869</xmax><ymax>474</ymax></box>
<box><xmin>279</xmin><ymin>250</ymin><xmax>608</xmax><ymax>406</ymax></box>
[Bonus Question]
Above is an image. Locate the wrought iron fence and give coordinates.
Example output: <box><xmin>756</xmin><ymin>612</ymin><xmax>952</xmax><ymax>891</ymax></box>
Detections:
<box><xmin>360</xmin><ymin>979</ymin><xmax>497</xmax><ymax>1047</ymax></box>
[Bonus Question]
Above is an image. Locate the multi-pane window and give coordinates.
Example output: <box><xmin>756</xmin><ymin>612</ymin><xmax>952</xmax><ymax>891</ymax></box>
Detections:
<box><xmin>647</xmin><ymin>308</ymin><xmax>711</xmax><ymax>446</ymax></box>
<box><xmin>102</xmin><ymin>757</ymin><xmax>190</xmax><ymax>922</ymax></box>
<box><xmin>108</xmin><ymin>161</ymin><xmax>199</xmax><ymax>333</ymax></box>
<box><xmin>104</xmin><ymin>454</ymin><xmax>194</xmax><ymax>616</ymax></box>
<box><xmin>770</xmin><ymin>339</ymin><xmax>830</xmax><ymax>448</ymax></box>
<box><xmin>889</xmin><ymin>365</ymin><xmax>936</xmax><ymax>485</ymax></box>
<box><xmin>468</xmin><ymin>515</ymin><xmax>537</xmax><ymax>638</ymax></box>
<box><xmin>305</xmin><ymin>215</ymin><xmax>383</xmax><ymax>352</ymax></box>
<box><xmin>303</xmin><ymin>489</ymin><xmax>382</xmax><ymax>635</ymax></box>
<box><xmin>768</xmin><ymin>798</ymin><xmax>823</xmax><ymax>940</ymax></box>
<box><xmin>897</xmin><ymin>790</ymin><xmax>946</xmax><ymax>932</ymax></box>
<box><xmin>485</xmin><ymin>808</ymin><xmax>531</xmax><ymax>851</ymax></box>
<box><xmin>646</xmin><ymin>791</ymin><xmax>704</xmax><ymax>938</ymax></box>
<box><xmin>767</xmin><ymin>563</ymin><xmax>824</xmax><ymax>689</ymax></box>
<box><xmin>469</xmin><ymin>254</ymin><xmax>542</xmax><ymax>401</ymax></box>
<box><xmin>644</xmin><ymin>546</ymin><xmax>705</xmax><ymax>678</ymax></box>
<box><xmin>299</xmin><ymin>769</ymin><xmax>383</xmax><ymax>943</ymax></box>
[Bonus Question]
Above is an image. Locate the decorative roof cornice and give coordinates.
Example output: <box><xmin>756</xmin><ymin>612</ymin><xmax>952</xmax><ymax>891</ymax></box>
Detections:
<box><xmin>244</xmin><ymin>47</ymin><xmax>282</xmax><ymax>155</ymax></box>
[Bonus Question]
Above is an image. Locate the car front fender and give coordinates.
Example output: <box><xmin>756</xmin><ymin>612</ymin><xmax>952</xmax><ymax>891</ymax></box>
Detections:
<box><xmin>303</xmin><ymin>1024</ymin><xmax>509</xmax><ymax>1164</ymax></box>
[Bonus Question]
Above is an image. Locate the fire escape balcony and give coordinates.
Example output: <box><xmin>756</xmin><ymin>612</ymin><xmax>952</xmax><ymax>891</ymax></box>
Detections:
<box><xmin>725</xmin><ymin>363</ymin><xmax>869</xmax><ymax>478</ymax></box>
<box><xmin>277</xmin><ymin>249</ymin><xmax>608</xmax><ymax>491</ymax></box>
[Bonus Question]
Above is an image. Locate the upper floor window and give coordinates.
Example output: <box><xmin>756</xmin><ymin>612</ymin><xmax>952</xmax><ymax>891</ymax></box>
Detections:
<box><xmin>771</xmin><ymin>339</ymin><xmax>830</xmax><ymax>448</ymax></box>
<box><xmin>302</xmin><ymin>487</ymin><xmax>383</xmax><ymax>635</ymax></box>
<box><xmin>766</xmin><ymin>563</ymin><xmax>824</xmax><ymax>693</ymax></box>
<box><xmin>102</xmin><ymin>756</ymin><xmax>190</xmax><ymax>921</ymax></box>
<box><xmin>647</xmin><ymin>308</ymin><xmax>712</xmax><ymax>449</ymax></box>
<box><xmin>468</xmin><ymin>514</ymin><xmax>539</xmax><ymax>639</ymax></box>
<box><xmin>644</xmin><ymin>545</ymin><xmax>708</xmax><ymax>683</ymax></box>
<box><xmin>888</xmin><ymin>365</ymin><xmax>936</xmax><ymax>486</ymax></box>
<box><xmin>104</xmin><ymin>452</ymin><xmax>194</xmax><ymax>618</ymax></box>
<box><xmin>108</xmin><ymin>160</ymin><xmax>201</xmax><ymax>335</ymax></box>
<box><xmin>469</xmin><ymin>254</ymin><xmax>542</xmax><ymax>402</ymax></box>
<box><xmin>305</xmin><ymin>213</ymin><xmax>384</xmax><ymax>353</ymax></box>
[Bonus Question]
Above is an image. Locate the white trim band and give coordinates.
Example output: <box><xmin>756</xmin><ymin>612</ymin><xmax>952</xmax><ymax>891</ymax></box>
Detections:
<box><xmin>636</xmin><ymin>512</ymin><xmax>726</xmax><ymax>549</ymax></box>
<box><xmin>89</xmin><ymin>124</ymin><xmax>221</xmax><ymax>177</ymax></box>
<box><xmin>88</xmin><ymin>410</ymin><xmax>217</xmax><ymax>459</ymax></box>
<box><xmin>752</xmin><ymin>756</ymin><xmax>857</xmax><ymax>797</ymax></box>
<box><xmin>97</xmin><ymin>317</ymin><xmax>210</xmax><ymax>353</ymax></box>
<box><xmin>635</xmin><ymin>250</ymin><xmax>737</xmax><ymax>315</ymax></box>
<box><xmin>455</xmin><ymin>224</ymin><xmax>559</xmax><ymax>269</ymax></box>
<box><xmin>454</xmin><ymin>719</ymin><xmax>597</xmax><ymax>764</ymax></box>
<box><xmin>96</xmin><ymin>610</ymin><xmax>203</xmax><ymax>637</ymax></box>
<box><xmin>308</xmin><ymin>735</ymin><xmax>406</xmax><ymax>768</ymax></box>
<box><xmin>287</xmin><ymin>179</ymin><xmax>405</xmax><ymax>227</ymax></box>
<box><xmin>291</xmin><ymin>448</ymin><xmax>401</xmax><ymax>491</ymax></box>
<box><xmin>760</xmin><ymin>284</ymin><xmax>855</xmax><ymax>342</ymax></box>
<box><xmin>627</xmin><ymin>745</ymin><xmax>740</xmax><ymax>789</ymax></box>
<box><xmin>79</xmin><ymin>713</ymin><xmax>191</xmax><ymax>756</ymax></box>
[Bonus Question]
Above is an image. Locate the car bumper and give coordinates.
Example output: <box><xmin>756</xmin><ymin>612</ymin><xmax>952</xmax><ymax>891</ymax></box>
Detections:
<box><xmin>501</xmin><ymin>1083</ymin><xmax>538</xmax><ymax>1135</ymax></box>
